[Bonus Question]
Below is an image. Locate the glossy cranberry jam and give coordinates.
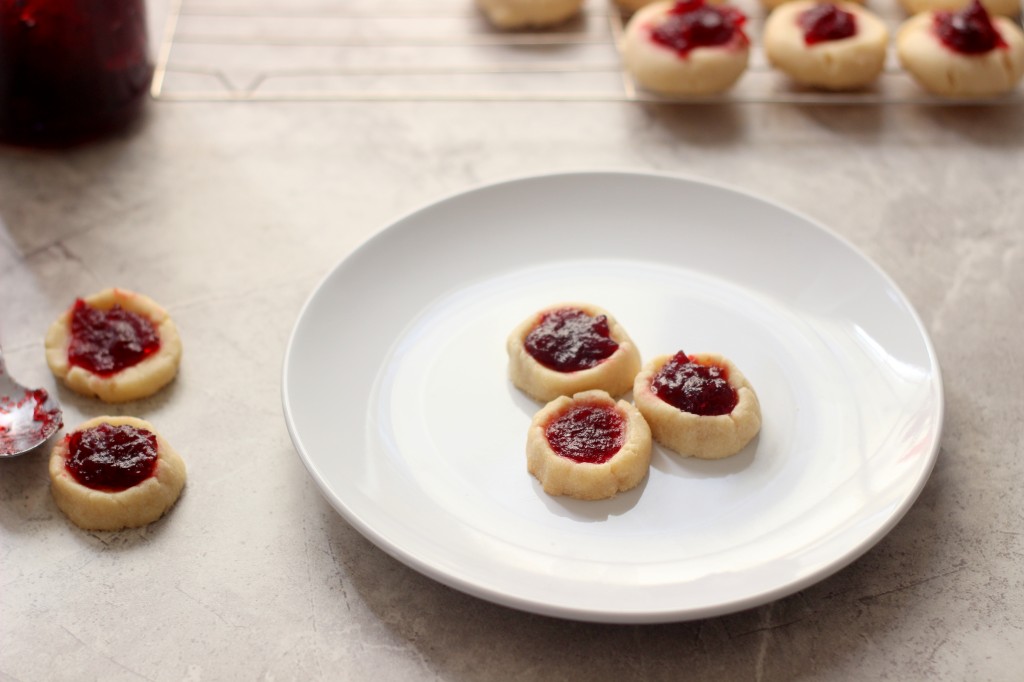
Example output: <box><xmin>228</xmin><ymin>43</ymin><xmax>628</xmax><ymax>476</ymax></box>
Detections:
<box><xmin>30</xmin><ymin>388</ymin><xmax>61</xmax><ymax>431</ymax></box>
<box><xmin>524</xmin><ymin>308</ymin><xmax>619</xmax><ymax>373</ymax></box>
<box><xmin>650</xmin><ymin>351</ymin><xmax>737</xmax><ymax>416</ymax></box>
<box><xmin>651</xmin><ymin>0</ymin><xmax>748</xmax><ymax>57</ymax></box>
<box><xmin>68</xmin><ymin>299</ymin><xmax>160</xmax><ymax>376</ymax></box>
<box><xmin>935</xmin><ymin>0</ymin><xmax>1006</xmax><ymax>54</ymax></box>
<box><xmin>799</xmin><ymin>3</ymin><xmax>857</xmax><ymax>45</ymax></box>
<box><xmin>66</xmin><ymin>423</ymin><xmax>158</xmax><ymax>492</ymax></box>
<box><xmin>545</xmin><ymin>403</ymin><xmax>626</xmax><ymax>464</ymax></box>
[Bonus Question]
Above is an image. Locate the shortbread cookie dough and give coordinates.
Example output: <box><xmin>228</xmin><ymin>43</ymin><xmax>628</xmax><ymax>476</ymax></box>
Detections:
<box><xmin>527</xmin><ymin>390</ymin><xmax>652</xmax><ymax>500</ymax></box>
<box><xmin>764</xmin><ymin>1</ymin><xmax>889</xmax><ymax>90</ymax></box>
<box><xmin>615</xmin><ymin>0</ymin><xmax>667</xmax><ymax>13</ymax></box>
<box><xmin>633</xmin><ymin>351</ymin><xmax>760</xmax><ymax>459</ymax></box>
<box><xmin>49</xmin><ymin>416</ymin><xmax>186</xmax><ymax>531</ymax></box>
<box><xmin>476</xmin><ymin>0</ymin><xmax>584</xmax><ymax>28</ymax></box>
<box><xmin>45</xmin><ymin>288</ymin><xmax>182</xmax><ymax>403</ymax></box>
<box><xmin>507</xmin><ymin>303</ymin><xmax>642</xmax><ymax>402</ymax></box>
<box><xmin>897</xmin><ymin>1</ymin><xmax>1024</xmax><ymax>97</ymax></box>
<box><xmin>898</xmin><ymin>0</ymin><xmax>1020</xmax><ymax>19</ymax></box>
<box><xmin>617</xmin><ymin>0</ymin><xmax>728</xmax><ymax>9</ymax></box>
<box><xmin>621</xmin><ymin>0</ymin><xmax>751</xmax><ymax>96</ymax></box>
<box><xmin>760</xmin><ymin>0</ymin><xmax>864</xmax><ymax>10</ymax></box>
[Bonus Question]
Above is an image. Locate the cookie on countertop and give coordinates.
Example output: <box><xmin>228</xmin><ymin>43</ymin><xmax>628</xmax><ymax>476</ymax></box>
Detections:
<box><xmin>50</xmin><ymin>416</ymin><xmax>186</xmax><ymax>531</ymax></box>
<box><xmin>45</xmin><ymin>288</ymin><xmax>182</xmax><ymax>403</ymax></box>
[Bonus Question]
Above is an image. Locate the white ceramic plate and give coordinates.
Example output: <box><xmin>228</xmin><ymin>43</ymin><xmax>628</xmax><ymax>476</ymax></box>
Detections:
<box><xmin>282</xmin><ymin>172</ymin><xmax>943</xmax><ymax>623</ymax></box>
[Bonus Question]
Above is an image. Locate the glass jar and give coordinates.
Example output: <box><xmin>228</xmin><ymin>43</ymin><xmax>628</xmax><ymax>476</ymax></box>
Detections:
<box><xmin>0</xmin><ymin>0</ymin><xmax>153</xmax><ymax>147</ymax></box>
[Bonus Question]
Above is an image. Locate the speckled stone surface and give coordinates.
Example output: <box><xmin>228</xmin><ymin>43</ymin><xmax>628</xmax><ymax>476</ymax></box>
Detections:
<box><xmin>2</xmin><ymin>4</ymin><xmax>1023</xmax><ymax>680</ymax></box>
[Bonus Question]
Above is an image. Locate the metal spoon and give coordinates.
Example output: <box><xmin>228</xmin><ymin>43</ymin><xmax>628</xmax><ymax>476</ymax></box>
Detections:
<box><xmin>0</xmin><ymin>346</ymin><xmax>63</xmax><ymax>457</ymax></box>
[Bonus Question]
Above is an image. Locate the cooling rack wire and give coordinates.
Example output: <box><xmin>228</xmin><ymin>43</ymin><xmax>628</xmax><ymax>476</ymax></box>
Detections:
<box><xmin>151</xmin><ymin>0</ymin><xmax>1024</xmax><ymax>105</ymax></box>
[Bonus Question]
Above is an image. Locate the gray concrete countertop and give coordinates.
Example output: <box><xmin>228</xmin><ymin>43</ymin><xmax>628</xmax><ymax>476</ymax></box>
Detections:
<box><xmin>2</xmin><ymin>2</ymin><xmax>1023</xmax><ymax>680</ymax></box>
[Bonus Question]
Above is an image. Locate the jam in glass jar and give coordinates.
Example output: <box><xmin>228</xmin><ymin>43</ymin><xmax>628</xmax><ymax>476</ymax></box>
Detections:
<box><xmin>0</xmin><ymin>0</ymin><xmax>153</xmax><ymax>147</ymax></box>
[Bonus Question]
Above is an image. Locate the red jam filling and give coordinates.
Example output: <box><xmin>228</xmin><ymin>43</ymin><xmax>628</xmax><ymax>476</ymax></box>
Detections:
<box><xmin>66</xmin><ymin>423</ymin><xmax>158</xmax><ymax>492</ymax></box>
<box><xmin>934</xmin><ymin>0</ymin><xmax>1006</xmax><ymax>55</ymax></box>
<box><xmin>0</xmin><ymin>388</ymin><xmax>57</xmax><ymax>424</ymax></box>
<box><xmin>524</xmin><ymin>308</ymin><xmax>619</xmax><ymax>373</ymax></box>
<box><xmin>650</xmin><ymin>351</ymin><xmax>738</xmax><ymax>416</ymax></box>
<box><xmin>545</xmin><ymin>403</ymin><xmax>626</xmax><ymax>464</ymax></box>
<box><xmin>67</xmin><ymin>298</ymin><xmax>160</xmax><ymax>376</ymax></box>
<box><xmin>799</xmin><ymin>3</ymin><xmax>857</xmax><ymax>45</ymax></box>
<box><xmin>650</xmin><ymin>0</ymin><xmax>748</xmax><ymax>57</ymax></box>
<box><xmin>29</xmin><ymin>388</ymin><xmax>62</xmax><ymax>432</ymax></box>
<box><xmin>0</xmin><ymin>388</ymin><xmax>62</xmax><ymax>454</ymax></box>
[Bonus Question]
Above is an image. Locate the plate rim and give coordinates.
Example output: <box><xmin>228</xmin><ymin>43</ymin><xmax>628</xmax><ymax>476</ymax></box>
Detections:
<box><xmin>281</xmin><ymin>169</ymin><xmax>944</xmax><ymax>623</ymax></box>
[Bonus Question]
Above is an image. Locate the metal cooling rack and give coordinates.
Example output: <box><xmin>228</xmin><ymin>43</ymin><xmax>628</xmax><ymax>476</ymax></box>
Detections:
<box><xmin>150</xmin><ymin>0</ymin><xmax>1024</xmax><ymax>105</ymax></box>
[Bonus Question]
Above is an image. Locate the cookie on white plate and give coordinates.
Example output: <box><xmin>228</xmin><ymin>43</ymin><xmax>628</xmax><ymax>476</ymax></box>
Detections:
<box><xmin>527</xmin><ymin>390</ymin><xmax>652</xmax><ymax>500</ymax></box>
<box><xmin>507</xmin><ymin>302</ymin><xmax>641</xmax><ymax>402</ymax></box>
<box><xmin>633</xmin><ymin>350</ymin><xmax>761</xmax><ymax>459</ymax></box>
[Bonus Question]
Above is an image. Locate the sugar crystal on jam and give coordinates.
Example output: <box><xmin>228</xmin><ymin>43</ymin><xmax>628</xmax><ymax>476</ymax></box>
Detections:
<box><xmin>524</xmin><ymin>308</ymin><xmax>619</xmax><ymax>373</ymax></box>
<box><xmin>650</xmin><ymin>351</ymin><xmax>738</xmax><ymax>416</ymax></box>
<box><xmin>68</xmin><ymin>299</ymin><xmax>161</xmax><ymax>376</ymax></box>
<box><xmin>66</xmin><ymin>423</ymin><xmax>158</xmax><ymax>492</ymax></box>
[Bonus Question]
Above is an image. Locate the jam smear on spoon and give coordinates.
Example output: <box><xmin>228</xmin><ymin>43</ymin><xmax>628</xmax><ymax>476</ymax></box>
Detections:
<box><xmin>68</xmin><ymin>299</ymin><xmax>161</xmax><ymax>376</ymax></box>
<box><xmin>934</xmin><ymin>0</ymin><xmax>1006</xmax><ymax>55</ymax></box>
<box><xmin>650</xmin><ymin>0</ymin><xmax>749</xmax><ymax>58</ymax></box>
<box><xmin>650</xmin><ymin>351</ymin><xmax>738</xmax><ymax>416</ymax></box>
<box><xmin>524</xmin><ymin>308</ymin><xmax>619</xmax><ymax>373</ymax></box>
<box><xmin>0</xmin><ymin>388</ymin><xmax>63</xmax><ymax>455</ymax></box>
<box><xmin>66</xmin><ymin>422</ymin><xmax>158</xmax><ymax>492</ymax></box>
<box><xmin>799</xmin><ymin>3</ymin><xmax>857</xmax><ymax>45</ymax></box>
<box><xmin>545</xmin><ymin>403</ymin><xmax>626</xmax><ymax>464</ymax></box>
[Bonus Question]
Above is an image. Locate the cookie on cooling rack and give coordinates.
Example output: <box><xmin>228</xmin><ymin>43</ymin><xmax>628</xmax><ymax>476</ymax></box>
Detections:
<box><xmin>621</xmin><ymin>0</ymin><xmax>751</xmax><ymax>96</ymax></box>
<box><xmin>476</xmin><ymin>0</ymin><xmax>585</xmax><ymax>28</ymax></box>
